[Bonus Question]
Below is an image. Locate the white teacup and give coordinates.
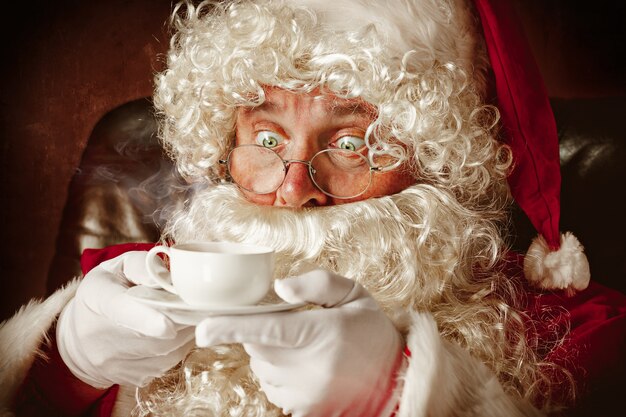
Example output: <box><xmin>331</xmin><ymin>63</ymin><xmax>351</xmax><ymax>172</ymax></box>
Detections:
<box><xmin>144</xmin><ymin>242</ymin><xmax>275</xmax><ymax>307</ymax></box>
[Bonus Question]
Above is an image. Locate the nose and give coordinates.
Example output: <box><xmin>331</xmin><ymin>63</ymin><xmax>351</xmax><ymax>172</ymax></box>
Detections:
<box><xmin>274</xmin><ymin>161</ymin><xmax>329</xmax><ymax>207</ymax></box>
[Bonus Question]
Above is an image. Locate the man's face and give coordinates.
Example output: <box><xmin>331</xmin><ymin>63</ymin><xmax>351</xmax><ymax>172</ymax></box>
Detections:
<box><xmin>233</xmin><ymin>88</ymin><xmax>416</xmax><ymax>207</ymax></box>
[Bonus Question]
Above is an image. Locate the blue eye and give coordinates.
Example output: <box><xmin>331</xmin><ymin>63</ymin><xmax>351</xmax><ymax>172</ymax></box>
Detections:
<box><xmin>255</xmin><ymin>131</ymin><xmax>285</xmax><ymax>148</ymax></box>
<box><xmin>335</xmin><ymin>136</ymin><xmax>365</xmax><ymax>152</ymax></box>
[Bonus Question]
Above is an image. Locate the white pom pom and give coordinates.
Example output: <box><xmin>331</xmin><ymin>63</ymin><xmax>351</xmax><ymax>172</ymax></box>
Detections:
<box><xmin>523</xmin><ymin>232</ymin><xmax>591</xmax><ymax>295</ymax></box>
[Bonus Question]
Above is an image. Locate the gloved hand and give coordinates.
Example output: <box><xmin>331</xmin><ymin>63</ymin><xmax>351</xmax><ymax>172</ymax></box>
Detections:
<box><xmin>57</xmin><ymin>251</ymin><xmax>195</xmax><ymax>389</ymax></box>
<box><xmin>195</xmin><ymin>269</ymin><xmax>405</xmax><ymax>417</ymax></box>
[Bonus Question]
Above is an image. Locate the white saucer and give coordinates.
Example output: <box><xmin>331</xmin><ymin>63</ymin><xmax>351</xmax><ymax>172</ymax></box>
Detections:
<box><xmin>127</xmin><ymin>285</ymin><xmax>306</xmax><ymax>325</ymax></box>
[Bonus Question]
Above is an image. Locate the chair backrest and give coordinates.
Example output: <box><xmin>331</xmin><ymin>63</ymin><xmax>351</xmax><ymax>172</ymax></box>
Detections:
<box><xmin>46</xmin><ymin>97</ymin><xmax>626</xmax><ymax>294</ymax></box>
<box><xmin>45</xmin><ymin>99</ymin><xmax>184</xmax><ymax>293</ymax></box>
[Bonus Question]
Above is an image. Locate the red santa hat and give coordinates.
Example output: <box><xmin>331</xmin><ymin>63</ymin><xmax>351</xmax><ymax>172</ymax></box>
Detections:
<box><xmin>473</xmin><ymin>0</ymin><xmax>590</xmax><ymax>294</ymax></box>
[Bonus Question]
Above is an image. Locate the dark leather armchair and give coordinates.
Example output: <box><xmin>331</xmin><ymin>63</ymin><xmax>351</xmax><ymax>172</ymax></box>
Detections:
<box><xmin>45</xmin><ymin>98</ymin><xmax>186</xmax><ymax>294</ymax></box>
<box><xmin>46</xmin><ymin>97</ymin><xmax>626</xmax><ymax>295</ymax></box>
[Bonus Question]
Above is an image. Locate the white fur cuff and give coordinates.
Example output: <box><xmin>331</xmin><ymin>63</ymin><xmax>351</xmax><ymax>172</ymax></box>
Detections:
<box><xmin>0</xmin><ymin>279</ymin><xmax>79</xmax><ymax>412</ymax></box>
<box><xmin>394</xmin><ymin>312</ymin><xmax>541</xmax><ymax>417</ymax></box>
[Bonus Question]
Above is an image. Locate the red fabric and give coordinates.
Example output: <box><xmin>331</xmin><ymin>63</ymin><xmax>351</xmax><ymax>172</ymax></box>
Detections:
<box><xmin>500</xmin><ymin>252</ymin><xmax>626</xmax><ymax>415</ymax></box>
<box><xmin>473</xmin><ymin>0</ymin><xmax>562</xmax><ymax>249</ymax></box>
<box><xmin>92</xmin><ymin>385</ymin><xmax>120</xmax><ymax>417</ymax></box>
<box><xmin>81</xmin><ymin>242</ymin><xmax>157</xmax><ymax>275</ymax></box>
<box><xmin>527</xmin><ymin>282</ymin><xmax>626</xmax><ymax>415</ymax></box>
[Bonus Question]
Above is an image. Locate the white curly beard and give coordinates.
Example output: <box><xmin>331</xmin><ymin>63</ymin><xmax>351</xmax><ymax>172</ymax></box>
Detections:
<box><xmin>134</xmin><ymin>183</ymin><xmax>504</xmax><ymax>416</ymax></box>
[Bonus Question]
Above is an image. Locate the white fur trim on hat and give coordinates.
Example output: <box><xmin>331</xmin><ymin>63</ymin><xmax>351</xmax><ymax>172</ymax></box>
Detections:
<box><xmin>523</xmin><ymin>232</ymin><xmax>591</xmax><ymax>295</ymax></box>
<box><xmin>288</xmin><ymin>0</ymin><xmax>487</xmax><ymax>90</ymax></box>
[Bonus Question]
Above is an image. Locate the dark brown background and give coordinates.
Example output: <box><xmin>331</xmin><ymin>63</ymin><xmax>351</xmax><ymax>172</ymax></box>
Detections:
<box><xmin>1</xmin><ymin>0</ymin><xmax>625</xmax><ymax>322</ymax></box>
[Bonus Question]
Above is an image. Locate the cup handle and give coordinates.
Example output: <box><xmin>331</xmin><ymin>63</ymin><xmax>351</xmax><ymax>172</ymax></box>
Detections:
<box><xmin>145</xmin><ymin>246</ymin><xmax>178</xmax><ymax>295</ymax></box>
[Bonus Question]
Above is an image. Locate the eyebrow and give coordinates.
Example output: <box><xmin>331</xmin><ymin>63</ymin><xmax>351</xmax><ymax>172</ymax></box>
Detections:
<box><xmin>327</xmin><ymin>100</ymin><xmax>376</xmax><ymax>118</ymax></box>
<box><xmin>237</xmin><ymin>101</ymin><xmax>271</xmax><ymax>117</ymax></box>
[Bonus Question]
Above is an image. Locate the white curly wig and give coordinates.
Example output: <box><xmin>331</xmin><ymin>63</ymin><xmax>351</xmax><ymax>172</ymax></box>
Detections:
<box><xmin>154</xmin><ymin>0</ymin><xmax>510</xmax><ymax>206</ymax></box>
<box><xmin>145</xmin><ymin>1</ymin><xmax>572</xmax><ymax>415</ymax></box>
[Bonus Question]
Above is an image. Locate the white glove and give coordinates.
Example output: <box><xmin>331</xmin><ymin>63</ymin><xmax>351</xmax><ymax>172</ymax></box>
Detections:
<box><xmin>195</xmin><ymin>269</ymin><xmax>405</xmax><ymax>417</ymax></box>
<box><xmin>57</xmin><ymin>251</ymin><xmax>195</xmax><ymax>388</ymax></box>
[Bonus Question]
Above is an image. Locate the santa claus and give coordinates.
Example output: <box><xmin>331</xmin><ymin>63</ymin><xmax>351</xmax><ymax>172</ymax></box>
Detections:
<box><xmin>2</xmin><ymin>0</ymin><xmax>624</xmax><ymax>416</ymax></box>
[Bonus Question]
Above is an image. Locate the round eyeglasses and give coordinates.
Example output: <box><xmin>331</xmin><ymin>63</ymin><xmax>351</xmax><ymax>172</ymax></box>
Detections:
<box><xmin>219</xmin><ymin>144</ymin><xmax>383</xmax><ymax>199</ymax></box>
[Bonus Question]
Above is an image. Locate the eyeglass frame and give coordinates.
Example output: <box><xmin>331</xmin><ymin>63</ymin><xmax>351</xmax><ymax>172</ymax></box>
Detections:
<box><xmin>218</xmin><ymin>144</ymin><xmax>384</xmax><ymax>199</ymax></box>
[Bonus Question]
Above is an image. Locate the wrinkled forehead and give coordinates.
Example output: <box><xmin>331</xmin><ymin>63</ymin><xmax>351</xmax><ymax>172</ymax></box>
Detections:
<box><xmin>237</xmin><ymin>87</ymin><xmax>378</xmax><ymax>120</ymax></box>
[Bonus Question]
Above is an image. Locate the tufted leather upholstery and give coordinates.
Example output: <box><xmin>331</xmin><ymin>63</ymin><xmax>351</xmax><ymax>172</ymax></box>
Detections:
<box><xmin>46</xmin><ymin>97</ymin><xmax>626</xmax><ymax>295</ymax></box>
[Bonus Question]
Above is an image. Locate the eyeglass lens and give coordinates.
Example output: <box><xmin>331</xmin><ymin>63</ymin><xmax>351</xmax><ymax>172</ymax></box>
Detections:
<box><xmin>226</xmin><ymin>145</ymin><xmax>373</xmax><ymax>198</ymax></box>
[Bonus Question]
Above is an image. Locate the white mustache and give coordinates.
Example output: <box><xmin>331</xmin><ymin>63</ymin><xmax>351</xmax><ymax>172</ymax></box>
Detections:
<box><xmin>163</xmin><ymin>183</ymin><xmax>505</xmax><ymax>310</ymax></box>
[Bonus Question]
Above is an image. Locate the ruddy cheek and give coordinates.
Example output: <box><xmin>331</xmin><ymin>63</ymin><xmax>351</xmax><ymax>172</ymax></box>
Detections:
<box><xmin>242</xmin><ymin>190</ymin><xmax>276</xmax><ymax>206</ymax></box>
<box><xmin>368</xmin><ymin>170</ymin><xmax>416</xmax><ymax>198</ymax></box>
